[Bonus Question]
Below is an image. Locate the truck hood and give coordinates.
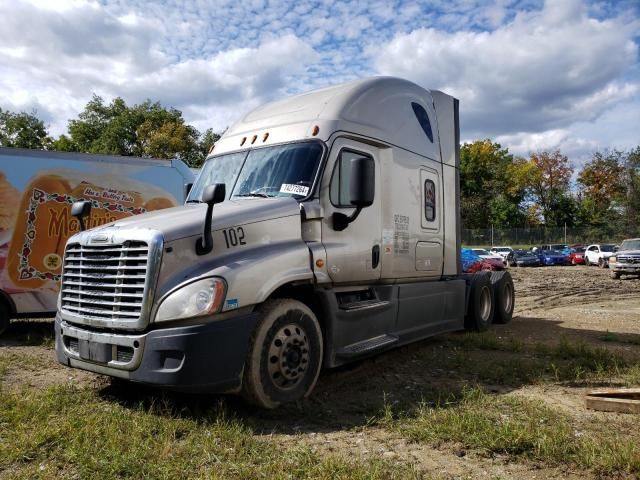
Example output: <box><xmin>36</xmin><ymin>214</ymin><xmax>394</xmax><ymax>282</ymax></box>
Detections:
<box><xmin>92</xmin><ymin>197</ymin><xmax>302</xmax><ymax>242</ymax></box>
<box><xmin>617</xmin><ymin>250</ymin><xmax>640</xmax><ymax>255</ymax></box>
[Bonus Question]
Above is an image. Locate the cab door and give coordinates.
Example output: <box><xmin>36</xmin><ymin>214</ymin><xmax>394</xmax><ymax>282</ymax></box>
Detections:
<box><xmin>320</xmin><ymin>138</ymin><xmax>381</xmax><ymax>284</ymax></box>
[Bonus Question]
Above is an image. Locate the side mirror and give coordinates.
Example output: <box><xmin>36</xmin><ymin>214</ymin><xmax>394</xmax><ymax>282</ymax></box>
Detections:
<box><xmin>71</xmin><ymin>200</ymin><xmax>92</xmax><ymax>231</ymax></box>
<box><xmin>349</xmin><ymin>157</ymin><xmax>374</xmax><ymax>207</ymax></box>
<box><xmin>333</xmin><ymin>157</ymin><xmax>375</xmax><ymax>231</ymax></box>
<box><xmin>202</xmin><ymin>183</ymin><xmax>226</xmax><ymax>205</ymax></box>
<box><xmin>196</xmin><ymin>183</ymin><xmax>226</xmax><ymax>255</ymax></box>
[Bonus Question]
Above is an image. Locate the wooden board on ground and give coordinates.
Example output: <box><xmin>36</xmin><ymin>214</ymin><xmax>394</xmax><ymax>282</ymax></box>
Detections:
<box><xmin>585</xmin><ymin>388</ymin><xmax>640</xmax><ymax>414</ymax></box>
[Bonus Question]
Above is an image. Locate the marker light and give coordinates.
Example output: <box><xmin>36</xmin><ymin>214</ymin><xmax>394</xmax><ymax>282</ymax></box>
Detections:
<box><xmin>240</xmin><ymin>137</ymin><xmax>247</xmax><ymax>146</ymax></box>
<box><xmin>263</xmin><ymin>132</ymin><xmax>269</xmax><ymax>142</ymax></box>
<box><xmin>312</xmin><ymin>125</ymin><xmax>320</xmax><ymax>136</ymax></box>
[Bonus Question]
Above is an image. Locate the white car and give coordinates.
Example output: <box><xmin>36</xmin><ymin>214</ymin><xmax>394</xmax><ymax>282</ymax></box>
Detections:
<box><xmin>584</xmin><ymin>244</ymin><xmax>617</xmax><ymax>268</ymax></box>
<box><xmin>472</xmin><ymin>249</ymin><xmax>507</xmax><ymax>265</ymax></box>
<box><xmin>490</xmin><ymin>246</ymin><xmax>513</xmax><ymax>261</ymax></box>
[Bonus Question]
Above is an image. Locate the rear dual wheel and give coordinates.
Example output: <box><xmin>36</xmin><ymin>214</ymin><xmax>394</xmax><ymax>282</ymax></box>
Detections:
<box><xmin>242</xmin><ymin>299</ymin><xmax>323</xmax><ymax>409</ymax></box>
<box><xmin>465</xmin><ymin>271</ymin><xmax>515</xmax><ymax>331</ymax></box>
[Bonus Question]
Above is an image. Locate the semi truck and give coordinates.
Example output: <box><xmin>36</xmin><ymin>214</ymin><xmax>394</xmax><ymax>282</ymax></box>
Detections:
<box><xmin>0</xmin><ymin>148</ymin><xmax>194</xmax><ymax>334</ymax></box>
<box><xmin>55</xmin><ymin>77</ymin><xmax>515</xmax><ymax>408</ymax></box>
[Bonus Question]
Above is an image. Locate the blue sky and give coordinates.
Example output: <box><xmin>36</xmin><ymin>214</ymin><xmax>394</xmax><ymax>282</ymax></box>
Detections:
<box><xmin>0</xmin><ymin>0</ymin><xmax>638</xmax><ymax>164</ymax></box>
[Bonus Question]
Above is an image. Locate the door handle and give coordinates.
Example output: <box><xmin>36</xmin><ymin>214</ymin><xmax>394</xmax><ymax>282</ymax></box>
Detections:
<box><xmin>372</xmin><ymin>245</ymin><xmax>380</xmax><ymax>269</ymax></box>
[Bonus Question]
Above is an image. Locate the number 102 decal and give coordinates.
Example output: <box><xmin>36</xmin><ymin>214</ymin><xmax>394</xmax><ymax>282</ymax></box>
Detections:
<box><xmin>222</xmin><ymin>227</ymin><xmax>246</xmax><ymax>248</ymax></box>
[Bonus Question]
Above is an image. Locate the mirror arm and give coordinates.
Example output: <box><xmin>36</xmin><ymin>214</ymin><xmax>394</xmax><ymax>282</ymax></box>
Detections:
<box><xmin>196</xmin><ymin>203</ymin><xmax>214</xmax><ymax>255</ymax></box>
<box><xmin>332</xmin><ymin>207</ymin><xmax>362</xmax><ymax>232</ymax></box>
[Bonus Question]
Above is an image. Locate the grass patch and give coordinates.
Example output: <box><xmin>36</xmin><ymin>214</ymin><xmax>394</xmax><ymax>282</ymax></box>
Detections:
<box><xmin>449</xmin><ymin>331</ymin><xmax>524</xmax><ymax>352</ymax></box>
<box><xmin>0</xmin><ymin>385</ymin><xmax>418</xmax><ymax>479</ymax></box>
<box><xmin>390</xmin><ymin>387</ymin><xmax>640</xmax><ymax>475</ymax></box>
<box><xmin>599</xmin><ymin>331</ymin><xmax>640</xmax><ymax>346</ymax></box>
<box><xmin>438</xmin><ymin>334</ymin><xmax>629</xmax><ymax>386</ymax></box>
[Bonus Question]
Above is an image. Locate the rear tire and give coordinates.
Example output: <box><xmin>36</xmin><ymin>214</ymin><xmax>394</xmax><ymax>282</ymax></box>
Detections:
<box><xmin>490</xmin><ymin>271</ymin><xmax>515</xmax><ymax>325</ymax></box>
<box><xmin>242</xmin><ymin>299</ymin><xmax>323</xmax><ymax>409</ymax></box>
<box><xmin>0</xmin><ymin>301</ymin><xmax>10</xmax><ymax>336</ymax></box>
<box><xmin>465</xmin><ymin>273</ymin><xmax>494</xmax><ymax>332</ymax></box>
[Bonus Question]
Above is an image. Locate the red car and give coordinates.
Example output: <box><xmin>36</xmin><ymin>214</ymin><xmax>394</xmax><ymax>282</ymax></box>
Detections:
<box><xmin>568</xmin><ymin>245</ymin><xmax>586</xmax><ymax>265</ymax></box>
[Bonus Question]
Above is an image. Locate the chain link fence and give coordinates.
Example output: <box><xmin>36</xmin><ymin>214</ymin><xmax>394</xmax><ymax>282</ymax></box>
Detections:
<box><xmin>462</xmin><ymin>225</ymin><xmax>640</xmax><ymax>247</ymax></box>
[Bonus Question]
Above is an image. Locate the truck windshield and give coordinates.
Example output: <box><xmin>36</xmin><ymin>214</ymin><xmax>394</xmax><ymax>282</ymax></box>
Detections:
<box><xmin>621</xmin><ymin>240</ymin><xmax>640</xmax><ymax>250</ymax></box>
<box><xmin>188</xmin><ymin>142</ymin><xmax>323</xmax><ymax>202</ymax></box>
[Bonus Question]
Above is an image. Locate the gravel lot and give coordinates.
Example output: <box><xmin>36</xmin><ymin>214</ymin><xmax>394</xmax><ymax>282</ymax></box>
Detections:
<box><xmin>1</xmin><ymin>265</ymin><xmax>639</xmax><ymax>479</ymax></box>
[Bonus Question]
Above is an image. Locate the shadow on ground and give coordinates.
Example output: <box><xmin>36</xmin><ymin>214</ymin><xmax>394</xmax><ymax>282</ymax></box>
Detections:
<box><xmin>72</xmin><ymin>315</ymin><xmax>640</xmax><ymax>435</ymax></box>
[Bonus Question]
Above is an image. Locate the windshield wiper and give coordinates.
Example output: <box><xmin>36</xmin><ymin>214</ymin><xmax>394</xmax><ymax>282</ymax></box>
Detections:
<box><xmin>234</xmin><ymin>193</ymin><xmax>273</xmax><ymax>198</ymax></box>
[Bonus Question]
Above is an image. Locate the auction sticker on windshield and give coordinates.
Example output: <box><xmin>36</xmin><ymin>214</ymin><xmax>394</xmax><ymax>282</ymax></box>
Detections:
<box><xmin>280</xmin><ymin>184</ymin><xmax>309</xmax><ymax>196</ymax></box>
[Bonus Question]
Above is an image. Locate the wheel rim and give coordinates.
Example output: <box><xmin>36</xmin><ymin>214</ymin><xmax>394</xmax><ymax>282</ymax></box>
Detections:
<box><xmin>480</xmin><ymin>287</ymin><xmax>492</xmax><ymax>322</ymax></box>
<box><xmin>503</xmin><ymin>282</ymin><xmax>513</xmax><ymax>313</ymax></box>
<box><xmin>267</xmin><ymin>323</ymin><xmax>309</xmax><ymax>390</ymax></box>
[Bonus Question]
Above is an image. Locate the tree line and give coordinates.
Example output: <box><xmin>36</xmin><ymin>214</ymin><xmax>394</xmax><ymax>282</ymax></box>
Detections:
<box><xmin>1</xmin><ymin>98</ymin><xmax>638</xmax><ymax>233</ymax></box>
<box><xmin>0</xmin><ymin>96</ymin><xmax>219</xmax><ymax>167</ymax></box>
<box><xmin>460</xmin><ymin>139</ymin><xmax>640</xmax><ymax>236</ymax></box>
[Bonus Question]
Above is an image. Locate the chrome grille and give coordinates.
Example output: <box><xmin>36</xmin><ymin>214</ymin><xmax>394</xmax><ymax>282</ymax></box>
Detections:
<box><xmin>61</xmin><ymin>241</ymin><xmax>149</xmax><ymax>322</ymax></box>
<box><xmin>617</xmin><ymin>254</ymin><xmax>640</xmax><ymax>264</ymax></box>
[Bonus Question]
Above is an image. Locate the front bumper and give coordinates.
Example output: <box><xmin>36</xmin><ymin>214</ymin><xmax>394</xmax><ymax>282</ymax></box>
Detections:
<box><xmin>610</xmin><ymin>263</ymin><xmax>640</xmax><ymax>274</ymax></box>
<box><xmin>55</xmin><ymin>312</ymin><xmax>258</xmax><ymax>393</ymax></box>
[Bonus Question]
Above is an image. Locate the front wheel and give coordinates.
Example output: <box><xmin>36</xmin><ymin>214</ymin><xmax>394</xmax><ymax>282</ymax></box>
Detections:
<box><xmin>585</xmin><ymin>257</ymin><xmax>590</xmax><ymax>266</ymax></box>
<box><xmin>242</xmin><ymin>299</ymin><xmax>323</xmax><ymax>409</ymax></box>
<box><xmin>598</xmin><ymin>257</ymin><xmax>606</xmax><ymax>269</ymax></box>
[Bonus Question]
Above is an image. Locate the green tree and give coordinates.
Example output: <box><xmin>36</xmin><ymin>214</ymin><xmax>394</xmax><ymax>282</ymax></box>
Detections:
<box><xmin>0</xmin><ymin>108</ymin><xmax>51</xmax><ymax>149</ymax></box>
<box><xmin>524</xmin><ymin>150</ymin><xmax>573</xmax><ymax>226</ymax></box>
<box><xmin>56</xmin><ymin>95</ymin><xmax>216</xmax><ymax>166</ymax></box>
<box><xmin>576</xmin><ymin>150</ymin><xmax>625</xmax><ymax>229</ymax></box>
<box><xmin>460</xmin><ymin>139</ymin><xmax>526</xmax><ymax>228</ymax></box>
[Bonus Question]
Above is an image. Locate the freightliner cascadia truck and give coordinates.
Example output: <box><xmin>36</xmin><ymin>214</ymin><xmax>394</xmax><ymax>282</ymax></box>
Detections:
<box><xmin>55</xmin><ymin>77</ymin><xmax>515</xmax><ymax>408</ymax></box>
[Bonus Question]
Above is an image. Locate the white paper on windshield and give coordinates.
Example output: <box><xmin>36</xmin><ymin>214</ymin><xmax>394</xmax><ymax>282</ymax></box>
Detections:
<box><xmin>280</xmin><ymin>184</ymin><xmax>309</xmax><ymax>196</ymax></box>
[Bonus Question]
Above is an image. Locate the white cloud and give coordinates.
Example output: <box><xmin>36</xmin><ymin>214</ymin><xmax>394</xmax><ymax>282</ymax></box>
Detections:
<box><xmin>0</xmin><ymin>1</ymin><xmax>318</xmax><ymax>135</ymax></box>
<box><xmin>373</xmin><ymin>0</ymin><xmax>639</xmax><ymax>143</ymax></box>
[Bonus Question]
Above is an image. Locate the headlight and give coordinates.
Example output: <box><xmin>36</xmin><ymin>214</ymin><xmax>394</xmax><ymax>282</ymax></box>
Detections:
<box><xmin>155</xmin><ymin>277</ymin><xmax>226</xmax><ymax>322</ymax></box>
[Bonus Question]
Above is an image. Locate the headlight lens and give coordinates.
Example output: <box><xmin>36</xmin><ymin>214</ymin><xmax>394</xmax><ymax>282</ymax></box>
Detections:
<box><xmin>155</xmin><ymin>277</ymin><xmax>226</xmax><ymax>322</ymax></box>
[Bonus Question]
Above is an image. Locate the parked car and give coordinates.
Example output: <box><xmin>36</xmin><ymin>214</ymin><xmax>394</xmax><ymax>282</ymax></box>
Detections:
<box><xmin>507</xmin><ymin>249</ymin><xmax>541</xmax><ymax>267</ymax></box>
<box><xmin>472</xmin><ymin>248</ymin><xmax>506</xmax><ymax>267</ymax></box>
<box><xmin>462</xmin><ymin>248</ymin><xmax>505</xmax><ymax>272</ymax></box>
<box><xmin>542</xmin><ymin>244</ymin><xmax>569</xmax><ymax>252</ymax></box>
<box><xmin>490</xmin><ymin>246</ymin><xmax>513</xmax><ymax>261</ymax></box>
<box><xmin>585</xmin><ymin>244</ymin><xmax>617</xmax><ymax>268</ymax></box>
<box><xmin>608</xmin><ymin>238</ymin><xmax>640</xmax><ymax>279</ymax></box>
<box><xmin>536</xmin><ymin>250</ymin><xmax>569</xmax><ymax>266</ymax></box>
<box><xmin>567</xmin><ymin>245</ymin><xmax>586</xmax><ymax>265</ymax></box>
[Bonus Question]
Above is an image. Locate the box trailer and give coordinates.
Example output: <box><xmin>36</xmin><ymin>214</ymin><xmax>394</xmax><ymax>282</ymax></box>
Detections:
<box><xmin>54</xmin><ymin>77</ymin><xmax>515</xmax><ymax>407</ymax></box>
<box><xmin>0</xmin><ymin>148</ymin><xmax>194</xmax><ymax>332</ymax></box>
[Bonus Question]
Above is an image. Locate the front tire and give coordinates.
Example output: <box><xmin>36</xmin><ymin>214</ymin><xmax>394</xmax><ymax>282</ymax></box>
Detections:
<box><xmin>598</xmin><ymin>257</ymin><xmax>606</xmax><ymax>269</ymax></box>
<box><xmin>585</xmin><ymin>257</ymin><xmax>590</xmax><ymax>266</ymax></box>
<box><xmin>242</xmin><ymin>299</ymin><xmax>323</xmax><ymax>409</ymax></box>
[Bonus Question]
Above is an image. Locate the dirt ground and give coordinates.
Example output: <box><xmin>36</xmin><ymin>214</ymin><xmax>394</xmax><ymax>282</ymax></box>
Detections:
<box><xmin>2</xmin><ymin>265</ymin><xmax>639</xmax><ymax>479</ymax></box>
